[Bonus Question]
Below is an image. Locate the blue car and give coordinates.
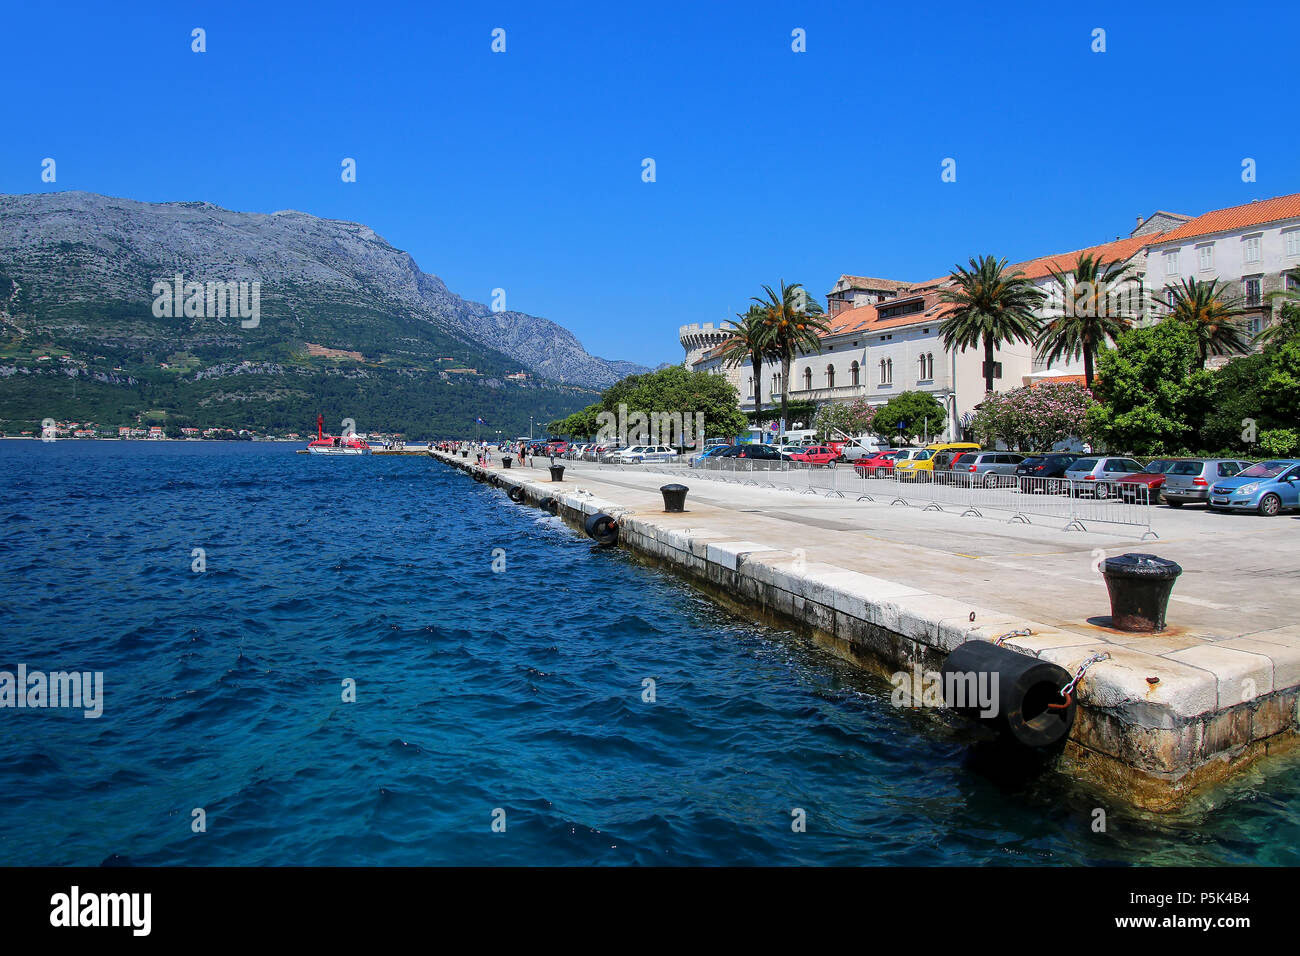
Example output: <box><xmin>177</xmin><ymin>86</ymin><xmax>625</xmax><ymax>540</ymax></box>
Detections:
<box><xmin>691</xmin><ymin>445</ymin><xmax>733</xmax><ymax>467</ymax></box>
<box><xmin>1208</xmin><ymin>459</ymin><xmax>1300</xmax><ymax>516</ymax></box>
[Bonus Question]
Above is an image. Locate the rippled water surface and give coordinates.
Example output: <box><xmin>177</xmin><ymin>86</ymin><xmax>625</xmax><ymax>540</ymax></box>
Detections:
<box><xmin>1</xmin><ymin>440</ymin><xmax>1298</xmax><ymax>865</ymax></box>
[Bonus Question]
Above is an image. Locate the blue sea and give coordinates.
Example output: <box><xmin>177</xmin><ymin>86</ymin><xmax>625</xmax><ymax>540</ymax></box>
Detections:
<box><xmin>1</xmin><ymin>440</ymin><xmax>1298</xmax><ymax>866</ymax></box>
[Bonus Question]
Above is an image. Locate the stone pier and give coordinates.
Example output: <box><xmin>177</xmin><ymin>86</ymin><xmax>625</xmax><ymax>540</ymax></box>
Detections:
<box><xmin>430</xmin><ymin>451</ymin><xmax>1300</xmax><ymax>810</ymax></box>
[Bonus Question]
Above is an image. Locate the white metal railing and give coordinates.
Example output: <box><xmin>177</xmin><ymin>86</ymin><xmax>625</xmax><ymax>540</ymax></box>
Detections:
<box><xmin>634</xmin><ymin>459</ymin><xmax>1158</xmax><ymax>538</ymax></box>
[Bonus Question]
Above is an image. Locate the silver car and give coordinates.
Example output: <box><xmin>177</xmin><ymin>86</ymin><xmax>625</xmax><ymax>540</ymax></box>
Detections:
<box><xmin>1063</xmin><ymin>456</ymin><xmax>1144</xmax><ymax>498</ymax></box>
<box><xmin>1163</xmin><ymin>459</ymin><xmax>1254</xmax><ymax>507</ymax></box>
<box><xmin>950</xmin><ymin>451</ymin><xmax>1026</xmax><ymax>487</ymax></box>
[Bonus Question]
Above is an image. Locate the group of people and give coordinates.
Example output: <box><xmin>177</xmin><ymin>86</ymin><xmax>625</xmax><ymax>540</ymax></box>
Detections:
<box><xmin>434</xmin><ymin>439</ymin><xmax>553</xmax><ymax>468</ymax></box>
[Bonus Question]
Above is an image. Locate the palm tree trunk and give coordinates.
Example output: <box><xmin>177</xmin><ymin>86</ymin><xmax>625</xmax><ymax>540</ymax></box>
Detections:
<box><xmin>780</xmin><ymin>354</ymin><xmax>791</xmax><ymax>441</ymax></box>
<box><xmin>752</xmin><ymin>351</ymin><xmax>763</xmax><ymax>429</ymax></box>
<box><xmin>1083</xmin><ymin>347</ymin><xmax>1094</xmax><ymax>389</ymax></box>
<box><xmin>983</xmin><ymin>337</ymin><xmax>995</xmax><ymax>394</ymax></box>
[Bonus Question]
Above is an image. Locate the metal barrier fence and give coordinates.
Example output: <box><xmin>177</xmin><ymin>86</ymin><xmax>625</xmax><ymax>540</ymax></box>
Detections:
<box><xmin>588</xmin><ymin>457</ymin><xmax>1158</xmax><ymax>539</ymax></box>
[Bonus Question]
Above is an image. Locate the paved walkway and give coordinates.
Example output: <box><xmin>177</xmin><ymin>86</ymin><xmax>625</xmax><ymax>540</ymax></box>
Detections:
<box><xmin>530</xmin><ymin>458</ymin><xmax>1297</xmax><ymax>644</ymax></box>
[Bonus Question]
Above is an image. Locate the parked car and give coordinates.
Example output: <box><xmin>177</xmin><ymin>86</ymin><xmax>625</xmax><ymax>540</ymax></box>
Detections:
<box><xmin>1116</xmin><ymin>458</ymin><xmax>1182</xmax><ymax>504</ymax></box>
<box><xmin>721</xmin><ymin>444</ymin><xmax>790</xmax><ymax>465</ymax></box>
<box><xmin>610</xmin><ymin>444</ymin><xmax>679</xmax><ymax>464</ymax></box>
<box><xmin>951</xmin><ymin>451</ymin><xmax>1026</xmax><ymax>487</ymax></box>
<box><xmin>1063</xmin><ymin>457</ymin><xmax>1145</xmax><ymax>498</ymax></box>
<box><xmin>1208</xmin><ymin>460</ymin><xmax>1300</xmax><ymax>516</ymax></box>
<box><xmin>1015</xmin><ymin>453</ymin><xmax>1080</xmax><ymax>493</ymax></box>
<box><xmin>894</xmin><ymin>442</ymin><xmax>981</xmax><ymax>482</ymax></box>
<box><xmin>788</xmin><ymin>445</ymin><xmax>839</xmax><ymax>467</ymax></box>
<box><xmin>1163</xmin><ymin>459</ymin><xmax>1254</xmax><ymax>507</ymax></box>
<box><xmin>691</xmin><ymin>445</ymin><xmax>734</xmax><ymax>466</ymax></box>
<box><xmin>853</xmin><ymin>449</ymin><xmax>903</xmax><ymax>478</ymax></box>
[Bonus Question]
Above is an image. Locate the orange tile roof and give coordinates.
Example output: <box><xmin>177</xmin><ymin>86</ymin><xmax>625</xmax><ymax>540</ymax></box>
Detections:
<box><xmin>831</xmin><ymin>275</ymin><xmax>915</xmax><ymax>291</ymax></box>
<box><xmin>1005</xmin><ymin>232</ymin><xmax>1159</xmax><ymax>281</ymax></box>
<box><xmin>1028</xmin><ymin>374</ymin><xmax>1088</xmax><ymax>388</ymax></box>
<box><xmin>1145</xmin><ymin>193</ymin><xmax>1300</xmax><ymax>246</ymax></box>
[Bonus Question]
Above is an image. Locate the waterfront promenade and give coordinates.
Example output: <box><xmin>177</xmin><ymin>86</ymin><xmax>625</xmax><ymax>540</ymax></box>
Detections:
<box><xmin>434</xmin><ymin>452</ymin><xmax>1300</xmax><ymax>809</ymax></box>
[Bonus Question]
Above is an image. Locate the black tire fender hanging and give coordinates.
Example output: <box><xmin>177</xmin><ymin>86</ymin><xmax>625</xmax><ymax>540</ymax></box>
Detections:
<box><xmin>583</xmin><ymin>512</ymin><xmax>619</xmax><ymax>547</ymax></box>
<box><xmin>940</xmin><ymin>641</ymin><xmax>1076</xmax><ymax>748</ymax></box>
<box><xmin>540</xmin><ymin>496</ymin><xmax>559</xmax><ymax>515</ymax></box>
<box><xmin>508</xmin><ymin>486</ymin><xmax>525</xmax><ymax>503</ymax></box>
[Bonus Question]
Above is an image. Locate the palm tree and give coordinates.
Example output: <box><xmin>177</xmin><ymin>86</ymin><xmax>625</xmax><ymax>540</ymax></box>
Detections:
<box><xmin>1037</xmin><ymin>252</ymin><xmax>1138</xmax><ymax>388</ymax></box>
<box><xmin>753</xmin><ymin>281</ymin><xmax>828</xmax><ymax>439</ymax></box>
<box><xmin>939</xmin><ymin>256</ymin><xmax>1044</xmax><ymax>395</ymax></box>
<box><xmin>717</xmin><ymin>303</ymin><xmax>774</xmax><ymax>427</ymax></box>
<box><xmin>1257</xmin><ymin>266</ymin><xmax>1300</xmax><ymax>345</ymax></box>
<box><xmin>1161</xmin><ymin>277</ymin><xmax>1251</xmax><ymax>368</ymax></box>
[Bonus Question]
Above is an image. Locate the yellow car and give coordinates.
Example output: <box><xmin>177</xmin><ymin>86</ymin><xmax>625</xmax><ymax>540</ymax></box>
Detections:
<box><xmin>893</xmin><ymin>442</ymin><xmax>982</xmax><ymax>482</ymax></box>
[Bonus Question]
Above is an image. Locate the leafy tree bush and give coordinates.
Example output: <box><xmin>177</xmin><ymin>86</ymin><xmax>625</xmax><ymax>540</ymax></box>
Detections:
<box><xmin>972</xmin><ymin>382</ymin><xmax>1096</xmax><ymax>451</ymax></box>
<box><xmin>872</xmin><ymin>391</ymin><xmax>946</xmax><ymax>444</ymax></box>
<box><xmin>813</xmin><ymin>398</ymin><xmax>876</xmax><ymax>440</ymax></box>
<box><xmin>1087</xmin><ymin>321</ymin><xmax>1214</xmax><ymax>455</ymax></box>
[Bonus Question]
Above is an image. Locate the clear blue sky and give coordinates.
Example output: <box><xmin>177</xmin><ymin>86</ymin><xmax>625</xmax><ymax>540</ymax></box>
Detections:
<box><xmin>4</xmin><ymin>0</ymin><xmax>1297</xmax><ymax>368</ymax></box>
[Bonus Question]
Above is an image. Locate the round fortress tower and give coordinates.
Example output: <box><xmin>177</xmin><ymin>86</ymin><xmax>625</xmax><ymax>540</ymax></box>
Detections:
<box><xmin>679</xmin><ymin>322</ymin><xmax>730</xmax><ymax>368</ymax></box>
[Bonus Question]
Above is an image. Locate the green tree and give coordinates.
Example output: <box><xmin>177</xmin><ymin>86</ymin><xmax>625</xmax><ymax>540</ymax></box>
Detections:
<box><xmin>1160</xmin><ymin>277</ymin><xmax>1250</xmax><ymax>369</ymax></box>
<box><xmin>1087</xmin><ymin>320</ymin><xmax>1214</xmax><ymax>454</ymax></box>
<box><xmin>1037</xmin><ymin>252</ymin><xmax>1137</xmax><ymax>388</ymax></box>
<box><xmin>872</xmin><ymin>391</ymin><xmax>946</xmax><ymax>444</ymax></box>
<box><xmin>567</xmin><ymin>365</ymin><xmax>748</xmax><ymax>447</ymax></box>
<box><xmin>939</xmin><ymin>255</ymin><xmax>1045</xmax><ymax>395</ymax></box>
<box><xmin>753</xmin><ymin>281</ymin><xmax>827</xmax><ymax>439</ymax></box>
<box><xmin>718</xmin><ymin>304</ymin><xmax>774</xmax><ymax>427</ymax></box>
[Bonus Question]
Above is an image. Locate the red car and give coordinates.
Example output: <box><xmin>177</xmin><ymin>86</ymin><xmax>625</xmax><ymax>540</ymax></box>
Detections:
<box><xmin>1117</xmin><ymin>459</ymin><xmax>1179</xmax><ymax>504</ymax></box>
<box><xmin>788</xmin><ymin>445</ymin><xmax>839</xmax><ymax>467</ymax></box>
<box><xmin>546</xmin><ymin>441</ymin><xmax>569</xmax><ymax>456</ymax></box>
<box><xmin>853</xmin><ymin>450</ymin><xmax>901</xmax><ymax>478</ymax></box>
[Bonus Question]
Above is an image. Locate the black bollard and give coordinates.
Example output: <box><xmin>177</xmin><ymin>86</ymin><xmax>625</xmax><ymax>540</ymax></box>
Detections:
<box><xmin>1100</xmin><ymin>554</ymin><xmax>1183</xmax><ymax>632</ymax></box>
<box><xmin>502</xmin><ymin>456</ymin><xmax>512</xmax><ymax>469</ymax></box>
<box><xmin>549</xmin><ymin>464</ymin><xmax>565</xmax><ymax>482</ymax></box>
<box><xmin>660</xmin><ymin>483</ymin><xmax>689</xmax><ymax>512</ymax></box>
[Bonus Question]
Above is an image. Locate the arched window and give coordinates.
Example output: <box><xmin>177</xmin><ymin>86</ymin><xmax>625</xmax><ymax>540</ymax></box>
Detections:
<box><xmin>885</xmin><ymin>358</ymin><xmax>893</xmax><ymax>384</ymax></box>
<box><xmin>919</xmin><ymin>355</ymin><xmax>927</xmax><ymax>380</ymax></box>
<box><xmin>879</xmin><ymin>359</ymin><xmax>887</xmax><ymax>384</ymax></box>
<box><xmin>803</xmin><ymin>367</ymin><xmax>812</xmax><ymax>391</ymax></box>
<box><xmin>850</xmin><ymin>361</ymin><xmax>860</xmax><ymax>386</ymax></box>
<box><xmin>826</xmin><ymin>364</ymin><xmax>835</xmax><ymax>388</ymax></box>
<box><xmin>747</xmin><ymin>375</ymin><xmax>754</xmax><ymax>397</ymax></box>
<box><xmin>927</xmin><ymin>353</ymin><xmax>934</xmax><ymax>379</ymax></box>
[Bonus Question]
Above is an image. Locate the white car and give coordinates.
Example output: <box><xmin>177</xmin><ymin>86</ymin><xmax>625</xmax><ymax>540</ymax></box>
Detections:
<box><xmin>612</xmin><ymin>445</ymin><xmax>679</xmax><ymax>464</ymax></box>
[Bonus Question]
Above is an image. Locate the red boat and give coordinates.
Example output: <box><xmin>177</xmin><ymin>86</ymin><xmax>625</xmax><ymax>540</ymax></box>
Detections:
<box><xmin>306</xmin><ymin>414</ymin><xmax>371</xmax><ymax>455</ymax></box>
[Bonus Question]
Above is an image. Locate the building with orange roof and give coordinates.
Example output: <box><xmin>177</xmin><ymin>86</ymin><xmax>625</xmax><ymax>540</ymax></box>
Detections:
<box><xmin>683</xmin><ymin>191</ymin><xmax>1300</xmax><ymax>436</ymax></box>
<box><xmin>1143</xmin><ymin>194</ymin><xmax>1300</xmax><ymax>346</ymax></box>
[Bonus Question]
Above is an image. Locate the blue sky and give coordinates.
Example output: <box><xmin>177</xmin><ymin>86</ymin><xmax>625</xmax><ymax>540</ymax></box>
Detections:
<box><xmin>4</xmin><ymin>0</ymin><xmax>1298</xmax><ymax>368</ymax></box>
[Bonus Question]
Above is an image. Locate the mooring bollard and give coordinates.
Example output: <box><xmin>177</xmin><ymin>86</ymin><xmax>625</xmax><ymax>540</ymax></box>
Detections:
<box><xmin>502</xmin><ymin>456</ymin><xmax>512</xmax><ymax>469</ymax></box>
<box><xmin>549</xmin><ymin>464</ymin><xmax>565</xmax><ymax>482</ymax></box>
<box><xmin>660</xmin><ymin>483</ymin><xmax>688</xmax><ymax>512</ymax></box>
<box><xmin>461</xmin><ymin>450</ymin><xmax>468</xmax><ymax>458</ymax></box>
<box><xmin>1100</xmin><ymin>553</ymin><xmax>1183</xmax><ymax>632</ymax></box>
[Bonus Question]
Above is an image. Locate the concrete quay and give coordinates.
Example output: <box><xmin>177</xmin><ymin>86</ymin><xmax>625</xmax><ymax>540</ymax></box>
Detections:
<box><xmin>431</xmin><ymin>451</ymin><xmax>1300</xmax><ymax>810</ymax></box>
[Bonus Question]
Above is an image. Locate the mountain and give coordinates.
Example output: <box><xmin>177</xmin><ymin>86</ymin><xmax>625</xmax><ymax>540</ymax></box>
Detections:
<box><xmin>0</xmin><ymin>191</ymin><xmax>649</xmax><ymax>435</ymax></box>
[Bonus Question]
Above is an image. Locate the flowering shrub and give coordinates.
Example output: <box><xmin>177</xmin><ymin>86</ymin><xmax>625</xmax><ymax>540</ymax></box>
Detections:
<box><xmin>972</xmin><ymin>382</ymin><xmax>1097</xmax><ymax>451</ymax></box>
<box><xmin>814</xmin><ymin>398</ymin><xmax>877</xmax><ymax>439</ymax></box>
